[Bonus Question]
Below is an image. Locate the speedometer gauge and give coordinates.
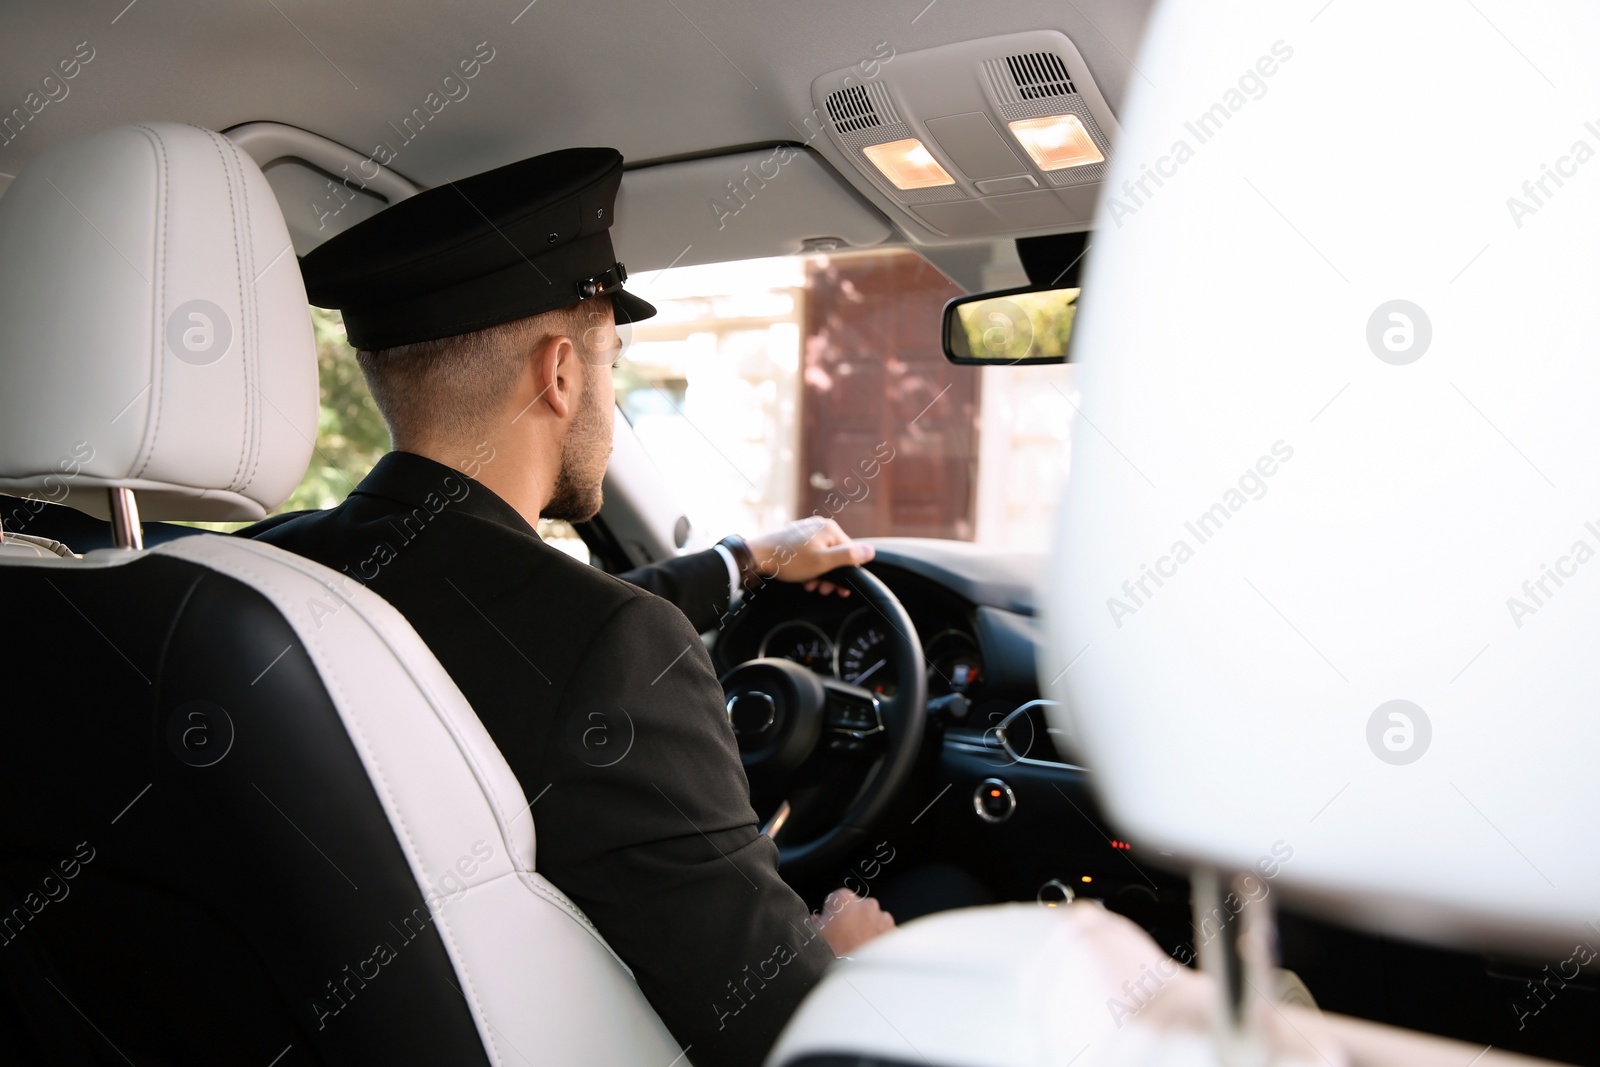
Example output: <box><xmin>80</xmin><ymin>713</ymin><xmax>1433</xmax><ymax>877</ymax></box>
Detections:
<box><xmin>758</xmin><ymin>621</ymin><xmax>835</xmax><ymax>675</ymax></box>
<box><xmin>836</xmin><ymin>609</ymin><xmax>899</xmax><ymax>696</ymax></box>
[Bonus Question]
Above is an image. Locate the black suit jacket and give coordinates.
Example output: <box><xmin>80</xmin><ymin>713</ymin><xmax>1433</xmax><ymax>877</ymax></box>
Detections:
<box><xmin>611</xmin><ymin>537</ymin><xmax>733</xmax><ymax>635</ymax></box>
<box><xmin>241</xmin><ymin>452</ymin><xmax>832</xmax><ymax>1066</ymax></box>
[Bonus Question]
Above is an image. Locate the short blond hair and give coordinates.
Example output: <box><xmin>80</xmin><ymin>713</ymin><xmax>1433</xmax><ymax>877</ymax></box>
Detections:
<box><xmin>356</xmin><ymin>296</ymin><xmax>609</xmax><ymax>450</ymax></box>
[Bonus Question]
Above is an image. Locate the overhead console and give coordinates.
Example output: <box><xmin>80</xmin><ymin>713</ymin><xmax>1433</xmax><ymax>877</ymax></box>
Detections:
<box><xmin>811</xmin><ymin>31</ymin><xmax>1117</xmax><ymax>240</ymax></box>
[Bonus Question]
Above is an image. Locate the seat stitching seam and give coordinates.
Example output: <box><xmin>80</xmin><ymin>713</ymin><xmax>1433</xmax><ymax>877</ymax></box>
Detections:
<box><xmin>129</xmin><ymin>125</ymin><xmax>168</xmax><ymax>480</ymax></box>
<box><xmin>514</xmin><ymin>872</ymin><xmax>632</xmax><ymax>974</ymax></box>
<box><xmin>427</xmin><ymin>866</ymin><xmax>631</xmax><ymax>974</ymax></box>
<box><xmin>202</xmin><ymin>129</ymin><xmax>252</xmax><ymax>491</ymax></box>
<box><xmin>221</xmin><ymin>133</ymin><xmax>265</xmax><ymax>490</ymax></box>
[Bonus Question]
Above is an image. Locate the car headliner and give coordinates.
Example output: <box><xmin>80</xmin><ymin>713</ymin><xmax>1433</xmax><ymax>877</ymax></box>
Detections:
<box><xmin>0</xmin><ymin>0</ymin><xmax>1150</xmax><ymax>255</ymax></box>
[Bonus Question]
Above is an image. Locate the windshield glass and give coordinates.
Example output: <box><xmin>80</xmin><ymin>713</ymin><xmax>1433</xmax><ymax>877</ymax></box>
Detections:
<box><xmin>269</xmin><ymin>247</ymin><xmax>1075</xmax><ymax>554</ymax></box>
<box><xmin>615</xmin><ymin>248</ymin><xmax>1075</xmax><ymax>552</ymax></box>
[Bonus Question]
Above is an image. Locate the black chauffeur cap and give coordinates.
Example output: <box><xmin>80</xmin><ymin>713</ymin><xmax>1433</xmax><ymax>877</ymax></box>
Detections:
<box><xmin>299</xmin><ymin>146</ymin><xmax>656</xmax><ymax>351</ymax></box>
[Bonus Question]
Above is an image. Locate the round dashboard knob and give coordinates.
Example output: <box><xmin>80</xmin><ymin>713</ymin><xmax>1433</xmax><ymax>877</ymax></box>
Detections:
<box><xmin>1036</xmin><ymin>878</ymin><xmax>1076</xmax><ymax>907</ymax></box>
<box><xmin>972</xmin><ymin>777</ymin><xmax>1016</xmax><ymax>823</ymax></box>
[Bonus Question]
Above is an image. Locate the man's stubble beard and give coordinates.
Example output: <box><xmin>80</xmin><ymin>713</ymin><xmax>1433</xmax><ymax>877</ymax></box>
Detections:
<box><xmin>541</xmin><ymin>372</ymin><xmax>611</xmax><ymax>523</ymax></box>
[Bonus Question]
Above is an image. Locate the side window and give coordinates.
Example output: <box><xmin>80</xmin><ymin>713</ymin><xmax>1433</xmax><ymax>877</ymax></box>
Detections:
<box><xmin>292</xmin><ymin>306</ymin><xmax>388</xmax><ymax>511</ymax></box>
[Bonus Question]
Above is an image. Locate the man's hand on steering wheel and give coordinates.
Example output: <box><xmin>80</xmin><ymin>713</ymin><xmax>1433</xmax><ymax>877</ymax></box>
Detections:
<box><xmin>747</xmin><ymin>517</ymin><xmax>875</xmax><ymax>597</ymax></box>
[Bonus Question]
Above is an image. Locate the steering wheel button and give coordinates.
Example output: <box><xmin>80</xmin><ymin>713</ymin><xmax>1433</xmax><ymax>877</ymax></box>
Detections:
<box><xmin>826</xmin><ymin>696</ymin><xmax>878</xmax><ymax>732</ymax></box>
<box><xmin>835</xmin><ymin>709</ymin><xmax>866</xmax><ymax>729</ymax></box>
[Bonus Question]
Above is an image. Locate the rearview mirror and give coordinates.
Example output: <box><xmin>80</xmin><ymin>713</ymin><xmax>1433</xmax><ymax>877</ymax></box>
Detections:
<box><xmin>941</xmin><ymin>285</ymin><xmax>1078</xmax><ymax>365</ymax></box>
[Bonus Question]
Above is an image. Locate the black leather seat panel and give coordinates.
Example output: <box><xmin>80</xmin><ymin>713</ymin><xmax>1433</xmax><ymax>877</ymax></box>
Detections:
<box><xmin>0</xmin><ymin>552</ymin><xmax>491</xmax><ymax>1066</ymax></box>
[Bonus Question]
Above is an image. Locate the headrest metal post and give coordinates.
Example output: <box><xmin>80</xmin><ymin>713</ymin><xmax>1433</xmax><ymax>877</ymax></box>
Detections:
<box><xmin>108</xmin><ymin>487</ymin><xmax>143</xmax><ymax>551</ymax></box>
<box><xmin>1194</xmin><ymin>868</ymin><xmax>1277</xmax><ymax>1067</ymax></box>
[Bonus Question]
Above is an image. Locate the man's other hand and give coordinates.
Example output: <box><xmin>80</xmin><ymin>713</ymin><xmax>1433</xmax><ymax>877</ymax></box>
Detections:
<box><xmin>810</xmin><ymin>888</ymin><xmax>895</xmax><ymax>956</ymax></box>
<box><xmin>748</xmin><ymin>517</ymin><xmax>875</xmax><ymax>597</ymax></box>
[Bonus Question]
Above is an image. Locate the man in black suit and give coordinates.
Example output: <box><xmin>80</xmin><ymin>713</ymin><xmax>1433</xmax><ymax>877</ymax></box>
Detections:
<box><xmin>246</xmin><ymin>147</ymin><xmax>893</xmax><ymax>1067</ymax></box>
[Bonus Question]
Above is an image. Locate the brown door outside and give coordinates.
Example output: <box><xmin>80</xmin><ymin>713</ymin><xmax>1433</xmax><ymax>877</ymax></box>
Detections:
<box><xmin>799</xmin><ymin>250</ymin><xmax>981</xmax><ymax>540</ymax></box>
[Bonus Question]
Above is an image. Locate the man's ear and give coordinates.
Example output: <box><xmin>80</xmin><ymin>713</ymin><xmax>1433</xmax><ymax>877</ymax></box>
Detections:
<box><xmin>524</xmin><ymin>333</ymin><xmax>579</xmax><ymax>422</ymax></box>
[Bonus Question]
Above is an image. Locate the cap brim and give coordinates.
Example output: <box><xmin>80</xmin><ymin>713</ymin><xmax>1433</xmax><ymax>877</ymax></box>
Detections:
<box><xmin>612</xmin><ymin>287</ymin><xmax>657</xmax><ymax>325</ymax></box>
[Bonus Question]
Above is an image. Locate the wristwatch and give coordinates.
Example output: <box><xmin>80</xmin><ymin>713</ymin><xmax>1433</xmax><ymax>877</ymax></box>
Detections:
<box><xmin>717</xmin><ymin>534</ymin><xmax>760</xmax><ymax>596</ymax></box>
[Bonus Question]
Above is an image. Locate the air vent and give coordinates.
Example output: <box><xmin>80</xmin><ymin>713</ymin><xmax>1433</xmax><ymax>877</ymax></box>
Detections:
<box><xmin>1005</xmin><ymin>52</ymin><xmax>1074</xmax><ymax>99</ymax></box>
<box><xmin>825</xmin><ymin>82</ymin><xmax>901</xmax><ymax>135</ymax></box>
<box><xmin>826</xmin><ymin>85</ymin><xmax>880</xmax><ymax>134</ymax></box>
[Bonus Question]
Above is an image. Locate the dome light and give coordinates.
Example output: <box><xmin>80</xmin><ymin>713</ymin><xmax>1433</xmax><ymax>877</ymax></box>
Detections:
<box><xmin>1008</xmin><ymin>113</ymin><xmax>1104</xmax><ymax>171</ymax></box>
<box><xmin>863</xmin><ymin>137</ymin><xmax>956</xmax><ymax>190</ymax></box>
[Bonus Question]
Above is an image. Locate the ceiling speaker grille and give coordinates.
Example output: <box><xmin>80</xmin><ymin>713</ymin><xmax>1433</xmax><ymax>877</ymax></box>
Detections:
<box><xmin>1004</xmin><ymin>52</ymin><xmax>1075</xmax><ymax>100</ymax></box>
<box><xmin>826</xmin><ymin>82</ymin><xmax>899</xmax><ymax>134</ymax></box>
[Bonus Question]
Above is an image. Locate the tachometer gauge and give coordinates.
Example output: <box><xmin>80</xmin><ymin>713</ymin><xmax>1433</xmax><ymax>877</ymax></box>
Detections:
<box><xmin>925</xmin><ymin>630</ymin><xmax>983</xmax><ymax>696</ymax></box>
<box><xmin>836</xmin><ymin>609</ymin><xmax>899</xmax><ymax>697</ymax></box>
<box><xmin>758</xmin><ymin>621</ymin><xmax>835</xmax><ymax>675</ymax></box>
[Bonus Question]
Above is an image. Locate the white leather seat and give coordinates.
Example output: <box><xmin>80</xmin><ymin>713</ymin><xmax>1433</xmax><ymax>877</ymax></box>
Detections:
<box><xmin>0</xmin><ymin>123</ymin><xmax>679</xmax><ymax>1065</ymax></box>
<box><xmin>1047</xmin><ymin>0</ymin><xmax>1600</xmax><ymax>959</ymax></box>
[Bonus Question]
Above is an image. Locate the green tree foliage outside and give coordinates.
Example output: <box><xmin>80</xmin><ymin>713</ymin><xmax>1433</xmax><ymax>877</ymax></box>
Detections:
<box><xmin>287</xmin><ymin>307</ymin><xmax>390</xmax><ymax>514</ymax></box>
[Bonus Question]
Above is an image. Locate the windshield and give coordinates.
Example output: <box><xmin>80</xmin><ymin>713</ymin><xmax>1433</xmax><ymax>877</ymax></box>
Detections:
<box><xmin>614</xmin><ymin>249</ymin><xmax>1074</xmax><ymax>552</ymax></box>
<box><xmin>281</xmin><ymin>247</ymin><xmax>1075</xmax><ymax>554</ymax></box>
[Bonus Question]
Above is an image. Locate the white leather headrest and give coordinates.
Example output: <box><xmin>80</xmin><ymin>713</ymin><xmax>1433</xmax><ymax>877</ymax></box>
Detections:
<box><xmin>0</xmin><ymin>123</ymin><xmax>316</xmax><ymax>521</ymax></box>
<box><xmin>1046</xmin><ymin>0</ymin><xmax>1600</xmax><ymax>954</ymax></box>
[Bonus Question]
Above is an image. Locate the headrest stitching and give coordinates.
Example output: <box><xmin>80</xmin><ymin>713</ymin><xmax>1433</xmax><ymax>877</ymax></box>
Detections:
<box><xmin>202</xmin><ymin>129</ymin><xmax>253</xmax><ymax>493</ymax></box>
<box><xmin>225</xmin><ymin>134</ymin><xmax>266</xmax><ymax>493</ymax></box>
<box><xmin>129</xmin><ymin>124</ymin><xmax>168</xmax><ymax>482</ymax></box>
<box><xmin>210</xmin><ymin>131</ymin><xmax>254</xmax><ymax>491</ymax></box>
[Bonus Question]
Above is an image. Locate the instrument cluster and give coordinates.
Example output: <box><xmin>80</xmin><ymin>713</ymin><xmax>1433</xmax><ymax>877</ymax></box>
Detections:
<box><xmin>756</xmin><ymin>611</ymin><xmax>985</xmax><ymax>700</ymax></box>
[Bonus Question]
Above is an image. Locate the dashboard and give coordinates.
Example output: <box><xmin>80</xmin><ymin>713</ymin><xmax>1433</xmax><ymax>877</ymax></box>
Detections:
<box><xmin>708</xmin><ymin>539</ymin><xmax>1198</xmax><ymax>963</ymax></box>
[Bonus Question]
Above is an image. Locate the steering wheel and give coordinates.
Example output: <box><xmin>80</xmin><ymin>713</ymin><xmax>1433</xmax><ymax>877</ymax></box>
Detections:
<box><xmin>719</xmin><ymin>566</ymin><xmax>926</xmax><ymax>880</ymax></box>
